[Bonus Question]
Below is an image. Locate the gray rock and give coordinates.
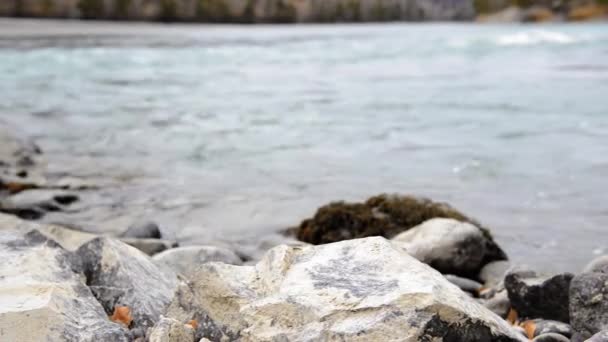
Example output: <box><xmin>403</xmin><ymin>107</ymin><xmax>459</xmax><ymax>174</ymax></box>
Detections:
<box><xmin>149</xmin><ymin>317</ymin><xmax>195</xmax><ymax>342</ymax></box>
<box><xmin>444</xmin><ymin>274</ymin><xmax>483</xmax><ymax>293</ymax></box>
<box><xmin>480</xmin><ymin>260</ymin><xmax>511</xmax><ymax>287</ymax></box>
<box><xmin>121</xmin><ymin>238</ymin><xmax>178</xmax><ymax>256</ymax></box>
<box><xmin>392</xmin><ymin>218</ymin><xmax>499</xmax><ymax>278</ymax></box>
<box><xmin>527</xmin><ymin>319</ymin><xmax>573</xmax><ymax>338</ymax></box>
<box><xmin>532</xmin><ymin>333</ymin><xmax>570</xmax><ymax>342</ymax></box>
<box><xmin>153</xmin><ymin>246</ymin><xmax>242</xmax><ymax>279</ymax></box>
<box><xmin>0</xmin><ymin>229</ymin><xmax>128</xmax><ymax>341</ymax></box>
<box><xmin>482</xmin><ymin>289</ymin><xmax>511</xmax><ymax>318</ymax></box>
<box><xmin>588</xmin><ymin>330</ymin><xmax>608</xmax><ymax>342</ymax></box>
<box><xmin>583</xmin><ymin>255</ymin><xmax>608</xmax><ymax>274</ymax></box>
<box><xmin>569</xmin><ymin>271</ymin><xmax>608</xmax><ymax>339</ymax></box>
<box><xmin>0</xmin><ymin>189</ymin><xmax>78</xmax><ymax>219</ymax></box>
<box><xmin>505</xmin><ymin>270</ymin><xmax>573</xmax><ymax>322</ymax></box>
<box><xmin>122</xmin><ymin>221</ymin><xmax>162</xmax><ymax>239</ymax></box>
<box><xmin>187</xmin><ymin>237</ymin><xmax>525</xmax><ymax>341</ymax></box>
<box><xmin>77</xmin><ymin>237</ymin><xmax>178</xmax><ymax>330</ymax></box>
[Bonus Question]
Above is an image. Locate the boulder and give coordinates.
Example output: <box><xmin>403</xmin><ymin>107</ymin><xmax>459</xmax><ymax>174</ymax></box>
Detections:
<box><xmin>522</xmin><ymin>6</ymin><xmax>554</xmax><ymax>22</ymax></box>
<box><xmin>392</xmin><ymin>218</ymin><xmax>502</xmax><ymax>278</ymax></box>
<box><xmin>293</xmin><ymin>195</ymin><xmax>507</xmax><ymax>265</ymax></box>
<box><xmin>187</xmin><ymin>237</ymin><xmax>525</xmax><ymax>341</ymax></box>
<box><xmin>121</xmin><ymin>237</ymin><xmax>178</xmax><ymax>256</ymax></box>
<box><xmin>122</xmin><ymin>221</ymin><xmax>162</xmax><ymax>239</ymax></box>
<box><xmin>569</xmin><ymin>271</ymin><xmax>608</xmax><ymax>339</ymax></box>
<box><xmin>480</xmin><ymin>260</ymin><xmax>511</xmax><ymax>287</ymax></box>
<box><xmin>149</xmin><ymin>317</ymin><xmax>195</xmax><ymax>342</ymax></box>
<box><xmin>588</xmin><ymin>330</ymin><xmax>608</xmax><ymax>342</ymax></box>
<box><xmin>0</xmin><ymin>189</ymin><xmax>78</xmax><ymax>220</ymax></box>
<box><xmin>505</xmin><ymin>270</ymin><xmax>573</xmax><ymax>322</ymax></box>
<box><xmin>0</xmin><ymin>229</ymin><xmax>128</xmax><ymax>341</ymax></box>
<box><xmin>583</xmin><ymin>255</ymin><xmax>608</xmax><ymax>274</ymax></box>
<box><xmin>77</xmin><ymin>237</ymin><xmax>178</xmax><ymax>330</ymax></box>
<box><xmin>532</xmin><ymin>333</ymin><xmax>570</xmax><ymax>342</ymax></box>
<box><xmin>153</xmin><ymin>246</ymin><xmax>242</xmax><ymax>278</ymax></box>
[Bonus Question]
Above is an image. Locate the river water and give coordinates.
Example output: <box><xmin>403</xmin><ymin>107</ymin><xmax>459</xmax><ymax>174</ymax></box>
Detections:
<box><xmin>0</xmin><ymin>19</ymin><xmax>607</xmax><ymax>270</ymax></box>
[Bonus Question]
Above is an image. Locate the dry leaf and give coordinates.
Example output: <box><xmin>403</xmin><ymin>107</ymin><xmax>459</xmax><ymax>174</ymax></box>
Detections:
<box><xmin>506</xmin><ymin>308</ymin><xmax>518</xmax><ymax>325</ymax></box>
<box><xmin>110</xmin><ymin>306</ymin><xmax>133</xmax><ymax>327</ymax></box>
<box><xmin>521</xmin><ymin>320</ymin><xmax>536</xmax><ymax>340</ymax></box>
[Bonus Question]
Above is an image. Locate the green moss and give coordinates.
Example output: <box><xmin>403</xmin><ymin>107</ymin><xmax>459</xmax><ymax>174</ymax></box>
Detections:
<box><xmin>78</xmin><ymin>0</ymin><xmax>104</xmax><ymax>19</ymax></box>
<box><xmin>292</xmin><ymin>194</ymin><xmax>507</xmax><ymax>267</ymax></box>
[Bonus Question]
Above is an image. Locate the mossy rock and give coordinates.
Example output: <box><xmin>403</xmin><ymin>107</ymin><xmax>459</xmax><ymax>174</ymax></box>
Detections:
<box><xmin>292</xmin><ymin>194</ymin><xmax>507</xmax><ymax>264</ymax></box>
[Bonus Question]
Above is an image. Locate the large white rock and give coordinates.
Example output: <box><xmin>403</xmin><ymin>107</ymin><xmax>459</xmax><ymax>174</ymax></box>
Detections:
<box><xmin>77</xmin><ymin>237</ymin><xmax>178</xmax><ymax>330</ymax></box>
<box><xmin>392</xmin><ymin>218</ymin><xmax>491</xmax><ymax>277</ymax></box>
<box><xmin>0</xmin><ymin>229</ymin><xmax>128</xmax><ymax>342</ymax></box>
<box><xmin>153</xmin><ymin>245</ymin><xmax>242</xmax><ymax>279</ymax></box>
<box><xmin>187</xmin><ymin>237</ymin><xmax>524</xmax><ymax>341</ymax></box>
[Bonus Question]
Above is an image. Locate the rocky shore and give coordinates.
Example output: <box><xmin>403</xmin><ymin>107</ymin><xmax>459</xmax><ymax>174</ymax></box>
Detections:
<box><xmin>2</xmin><ymin>124</ymin><xmax>608</xmax><ymax>342</ymax></box>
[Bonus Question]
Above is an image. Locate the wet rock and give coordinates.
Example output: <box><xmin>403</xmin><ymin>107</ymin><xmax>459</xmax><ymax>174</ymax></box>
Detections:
<box><xmin>0</xmin><ymin>189</ymin><xmax>78</xmax><ymax>220</ymax></box>
<box><xmin>0</xmin><ymin>229</ymin><xmax>128</xmax><ymax>341</ymax></box>
<box><xmin>569</xmin><ymin>271</ymin><xmax>608</xmax><ymax>339</ymax></box>
<box><xmin>188</xmin><ymin>237</ymin><xmax>525</xmax><ymax>341</ymax></box>
<box><xmin>293</xmin><ymin>195</ymin><xmax>507</xmax><ymax>265</ymax></box>
<box><xmin>532</xmin><ymin>333</ymin><xmax>570</xmax><ymax>342</ymax></box>
<box><xmin>121</xmin><ymin>237</ymin><xmax>178</xmax><ymax>256</ymax></box>
<box><xmin>522</xmin><ymin>319</ymin><xmax>573</xmax><ymax>338</ymax></box>
<box><xmin>149</xmin><ymin>317</ymin><xmax>195</xmax><ymax>342</ymax></box>
<box><xmin>481</xmin><ymin>289</ymin><xmax>511</xmax><ymax>318</ymax></box>
<box><xmin>480</xmin><ymin>260</ymin><xmax>511</xmax><ymax>287</ymax></box>
<box><xmin>122</xmin><ymin>221</ymin><xmax>162</xmax><ymax>239</ymax></box>
<box><xmin>392</xmin><ymin>218</ymin><xmax>502</xmax><ymax>278</ymax></box>
<box><xmin>444</xmin><ymin>274</ymin><xmax>483</xmax><ymax>294</ymax></box>
<box><xmin>505</xmin><ymin>270</ymin><xmax>573</xmax><ymax>322</ymax></box>
<box><xmin>587</xmin><ymin>330</ymin><xmax>608</xmax><ymax>342</ymax></box>
<box><xmin>583</xmin><ymin>255</ymin><xmax>608</xmax><ymax>274</ymax></box>
<box><xmin>77</xmin><ymin>237</ymin><xmax>178</xmax><ymax>330</ymax></box>
<box><xmin>153</xmin><ymin>245</ymin><xmax>242</xmax><ymax>279</ymax></box>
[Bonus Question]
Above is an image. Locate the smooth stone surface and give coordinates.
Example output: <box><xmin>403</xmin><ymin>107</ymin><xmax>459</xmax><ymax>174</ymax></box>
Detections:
<box><xmin>0</xmin><ymin>189</ymin><xmax>78</xmax><ymax>219</ymax></box>
<box><xmin>153</xmin><ymin>245</ymin><xmax>242</xmax><ymax>278</ymax></box>
<box><xmin>188</xmin><ymin>237</ymin><xmax>525</xmax><ymax>341</ymax></box>
<box><xmin>77</xmin><ymin>237</ymin><xmax>178</xmax><ymax>330</ymax></box>
<box><xmin>583</xmin><ymin>255</ymin><xmax>608</xmax><ymax>274</ymax></box>
<box><xmin>587</xmin><ymin>330</ymin><xmax>608</xmax><ymax>342</ymax></box>
<box><xmin>570</xmin><ymin>271</ymin><xmax>608</xmax><ymax>339</ymax></box>
<box><xmin>481</xmin><ymin>289</ymin><xmax>511</xmax><ymax>318</ymax></box>
<box><xmin>505</xmin><ymin>270</ymin><xmax>573</xmax><ymax>322</ymax></box>
<box><xmin>121</xmin><ymin>237</ymin><xmax>178</xmax><ymax>256</ymax></box>
<box><xmin>444</xmin><ymin>274</ymin><xmax>483</xmax><ymax>293</ymax></box>
<box><xmin>0</xmin><ymin>229</ymin><xmax>128</xmax><ymax>341</ymax></box>
<box><xmin>528</xmin><ymin>319</ymin><xmax>573</xmax><ymax>338</ymax></box>
<box><xmin>122</xmin><ymin>221</ymin><xmax>162</xmax><ymax>239</ymax></box>
<box><xmin>392</xmin><ymin>218</ymin><xmax>496</xmax><ymax>277</ymax></box>
<box><xmin>480</xmin><ymin>260</ymin><xmax>512</xmax><ymax>287</ymax></box>
<box><xmin>149</xmin><ymin>317</ymin><xmax>195</xmax><ymax>342</ymax></box>
<box><xmin>532</xmin><ymin>333</ymin><xmax>570</xmax><ymax>342</ymax></box>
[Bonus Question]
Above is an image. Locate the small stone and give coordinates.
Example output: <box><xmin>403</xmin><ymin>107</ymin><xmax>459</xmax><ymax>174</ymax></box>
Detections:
<box><xmin>481</xmin><ymin>289</ymin><xmax>510</xmax><ymax>318</ymax></box>
<box><xmin>527</xmin><ymin>319</ymin><xmax>573</xmax><ymax>338</ymax></box>
<box><xmin>505</xmin><ymin>270</ymin><xmax>573</xmax><ymax>322</ymax></box>
<box><xmin>583</xmin><ymin>255</ymin><xmax>608</xmax><ymax>274</ymax></box>
<box><xmin>148</xmin><ymin>317</ymin><xmax>194</xmax><ymax>342</ymax></box>
<box><xmin>479</xmin><ymin>260</ymin><xmax>511</xmax><ymax>287</ymax></box>
<box><xmin>587</xmin><ymin>330</ymin><xmax>608</xmax><ymax>342</ymax></box>
<box><xmin>444</xmin><ymin>274</ymin><xmax>483</xmax><ymax>294</ymax></box>
<box><xmin>153</xmin><ymin>245</ymin><xmax>242</xmax><ymax>279</ymax></box>
<box><xmin>122</xmin><ymin>221</ymin><xmax>162</xmax><ymax>239</ymax></box>
<box><xmin>121</xmin><ymin>238</ymin><xmax>177</xmax><ymax>256</ymax></box>
<box><xmin>532</xmin><ymin>333</ymin><xmax>570</xmax><ymax>342</ymax></box>
<box><xmin>569</xmin><ymin>271</ymin><xmax>608</xmax><ymax>339</ymax></box>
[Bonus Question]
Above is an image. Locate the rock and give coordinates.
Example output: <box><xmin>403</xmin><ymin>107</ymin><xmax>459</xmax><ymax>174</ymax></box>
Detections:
<box><xmin>588</xmin><ymin>330</ymin><xmax>608</xmax><ymax>342</ymax></box>
<box><xmin>392</xmin><ymin>218</ymin><xmax>502</xmax><ymax>278</ymax></box>
<box><xmin>77</xmin><ymin>237</ymin><xmax>178</xmax><ymax>330</ymax></box>
<box><xmin>153</xmin><ymin>246</ymin><xmax>242</xmax><ymax>278</ymax></box>
<box><xmin>568</xmin><ymin>4</ymin><xmax>607</xmax><ymax>21</ymax></box>
<box><xmin>233</xmin><ymin>233</ymin><xmax>311</xmax><ymax>263</ymax></box>
<box><xmin>149</xmin><ymin>317</ymin><xmax>195</xmax><ymax>342</ymax></box>
<box><xmin>505</xmin><ymin>270</ymin><xmax>573</xmax><ymax>322</ymax></box>
<box><xmin>522</xmin><ymin>6</ymin><xmax>554</xmax><ymax>22</ymax></box>
<box><xmin>188</xmin><ymin>237</ymin><xmax>525</xmax><ymax>341</ymax></box>
<box><xmin>121</xmin><ymin>238</ymin><xmax>178</xmax><ymax>256</ymax></box>
<box><xmin>122</xmin><ymin>221</ymin><xmax>162</xmax><ymax>239</ymax></box>
<box><xmin>477</xmin><ymin>6</ymin><xmax>523</xmax><ymax>23</ymax></box>
<box><xmin>444</xmin><ymin>274</ymin><xmax>483</xmax><ymax>294</ymax></box>
<box><xmin>0</xmin><ymin>229</ymin><xmax>128</xmax><ymax>341</ymax></box>
<box><xmin>583</xmin><ymin>255</ymin><xmax>608</xmax><ymax>274</ymax></box>
<box><xmin>522</xmin><ymin>319</ymin><xmax>573</xmax><ymax>338</ymax></box>
<box><xmin>569</xmin><ymin>271</ymin><xmax>608</xmax><ymax>339</ymax></box>
<box><xmin>482</xmin><ymin>289</ymin><xmax>511</xmax><ymax>318</ymax></box>
<box><xmin>480</xmin><ymin>260</ymin><xmax>511</xmax><ymax>287</ymax></box>
<box><xmin>0</xmin><ymin>189</ymin><xmax>78</xmax><ymax>220</ymax></box>
<box><xmin>532</xmin><ymin>333</ymin><xmax>570</xmax><ymax>342</ymax></box>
